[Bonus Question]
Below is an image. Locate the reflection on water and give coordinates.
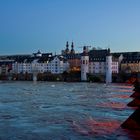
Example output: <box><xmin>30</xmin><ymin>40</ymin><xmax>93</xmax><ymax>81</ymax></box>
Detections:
<box><xmin>72</xmin><ymin>117</ymin><xmax>121</xmax><ymax>136</ymax></box>
<box><xmin>96</xmin><ymin>102</ymin><xmax>126</xmax><ymax>109</ymax></box>
<box><xmin>0</xmin><ymin>81</ymin><xmax>136</xmax><ymax>139</ymax></box>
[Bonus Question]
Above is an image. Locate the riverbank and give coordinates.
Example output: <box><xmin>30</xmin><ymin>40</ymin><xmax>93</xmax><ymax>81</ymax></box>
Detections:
<box><xmin>0</xmin><ymin>72</ymin><xmax>139</xmax><ymax>83</ymax></box>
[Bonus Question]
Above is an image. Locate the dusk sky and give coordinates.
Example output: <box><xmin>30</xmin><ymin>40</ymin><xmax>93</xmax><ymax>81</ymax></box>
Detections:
<box><xmin>0</xmin><ymin>0</ymin><xmax>140</xmax><ymax>55</ymax></box>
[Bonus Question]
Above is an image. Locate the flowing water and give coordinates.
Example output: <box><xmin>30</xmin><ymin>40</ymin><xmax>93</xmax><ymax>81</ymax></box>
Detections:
<box><xmin>0</xmin><ymin>81</ymin><xmax>137</xmax><ymax>140</ymax></box>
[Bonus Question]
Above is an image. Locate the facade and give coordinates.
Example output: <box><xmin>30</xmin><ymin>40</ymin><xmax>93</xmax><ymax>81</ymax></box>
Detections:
<box><xmin>88</xmin><ymin>49</ymin><xmax>118</xmax><ymax>75</ymax></box>
<box><xmin>0</xmin><ymin>60</ymin><xmax>14</xmax><ymax>75</ymax></box>
<box><xmin>121</xmin><ymin>52</ymin><xmax>140</xmax><ymax>73</ymax></box>
<box><xmin>64</xmin><ymin>54</ymin><xmax>81</xmax><ymax>71</ymax></box>
<box><xmin>12</xmin><ymin>55</ymin><xmax>69</xmax><ymax>75</ymax></box>
<box><xmin>0</xmin><ymin>51</ymin><xmax>69</xmax><ymax>79</ymax></box>
<box><xmin>112</xmin><ymin>52</ymin><xmax>140</xmax><ymax>74</ymax></box>
<box><xmin>121</xmin><ymin>62</ymin><xmax>140</xmax><ymax>73</ymax></box>
<box><xmin>81</xmin><ymin>47</ymin><xmax>119</xmax><ymax>82</ymax></box>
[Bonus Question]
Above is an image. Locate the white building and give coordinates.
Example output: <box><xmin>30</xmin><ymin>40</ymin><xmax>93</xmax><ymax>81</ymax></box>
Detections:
<box><xmin>81</xmin><ymin>48</ymin><xmax>119</xmax><ymax>82</ymax></box>
<box><xmin>12</xmin><ymin>56</ymin><xmax>69</xmax><ymax>74</ymax></box>
<box><xmin>89</xmin><ymin>58</ymin><xmax>118</xmax><ymax>74</ymax></box>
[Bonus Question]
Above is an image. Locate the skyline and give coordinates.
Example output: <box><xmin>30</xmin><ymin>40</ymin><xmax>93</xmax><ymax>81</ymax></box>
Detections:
<box><xmin>0</xmin><ymin>0</ymin><xmax>140</xmax><ymax>55</ymax></box>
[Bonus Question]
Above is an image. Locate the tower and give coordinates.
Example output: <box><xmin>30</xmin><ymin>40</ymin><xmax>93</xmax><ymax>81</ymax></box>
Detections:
<box><xmin>70</xmin><ymin>42</ymin><xmax>75</xmax><ymax>54</ymax></box>
<box><xmin>81</xmin><ymin>46</ymin><xmax>89</xmax><ymax>81</ymax></box>
<box><xmin>65</xmin><ymin>41</ymin><xmax>70</xmax><ymax>54</ymax></box>
<box><xmin>106</xmin><ymin>49</ymin><xmax>112</xmax><ymax>83</ymax></box>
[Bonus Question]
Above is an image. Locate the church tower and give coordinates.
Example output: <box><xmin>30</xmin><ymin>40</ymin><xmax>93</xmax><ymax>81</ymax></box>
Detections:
<box><xmin>106</xmin><ymin>48</ymin><xmax>112</xmax><ymax>83</ymax></box>
<box><xmin>81</xmin><ymin>46</ymin><xmax>89</xmax><ymax>81</ymax></box>
<box><xmin>70</xmin><ymin>42</ymin><xmax>75</xmax><ymax>54</ymax></box>
<box><xmin>65</xmin><ymin>41</ymin><xmax>70</xmax><ymax>54</ymax></box>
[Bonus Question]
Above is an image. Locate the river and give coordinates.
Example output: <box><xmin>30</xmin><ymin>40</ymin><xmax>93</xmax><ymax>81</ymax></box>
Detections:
<box><xmin>0</xmin><ymin>81</ymin><xmax>136</xmax><ymax>139</ymax></box>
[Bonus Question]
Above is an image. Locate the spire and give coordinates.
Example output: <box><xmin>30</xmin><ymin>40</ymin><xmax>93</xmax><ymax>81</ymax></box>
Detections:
<box><xmin>66</xmin><ymin>41</ymin><xmax>69</xmax><ymax>49</ymax></box>
<box><xmin>71</xmin><ymin>42</ymin><xmax>75</xmax><ymax>54</ymax></box>
<box><xmin>65</xmin><ymin>41</ymin><xmax>69</xmax><ymax>54</ymax></box>
<box><xmin>71</xmin><ymin>42</ymin><xmax>74</xmax><ymax>48</ymax></box>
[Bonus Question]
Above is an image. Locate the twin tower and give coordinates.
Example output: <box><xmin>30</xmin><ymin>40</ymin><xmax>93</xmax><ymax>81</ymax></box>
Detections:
<box><xmin>81</xmin><ymin>46</ymin><xmax>112</xmax><ymax>83</ymax></box>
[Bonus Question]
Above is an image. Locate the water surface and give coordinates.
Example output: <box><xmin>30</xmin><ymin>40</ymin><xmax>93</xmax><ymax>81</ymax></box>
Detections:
<box><xmin>0</xmin><ymin>81</ymin><xmax>136</xmax><ymax>139</ymax></box>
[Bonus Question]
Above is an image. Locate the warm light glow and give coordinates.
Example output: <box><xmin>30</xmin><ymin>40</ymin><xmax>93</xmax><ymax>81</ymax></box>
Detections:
<box><xmin>72</xmin><ymin>117</ymin><xmax>121</xmax><ymax>136</ymax></box>
<box><xmin>96</xmin><ymin>102</ymin><xmax>126</xmax><ymax>109</ymax></box>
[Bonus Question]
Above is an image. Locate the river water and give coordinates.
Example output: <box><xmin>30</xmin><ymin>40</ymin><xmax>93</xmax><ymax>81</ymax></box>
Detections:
<box><xmin>0</xmin><ymin>81</ymin><xmax>137</xmax><ymax>140</ymax></box>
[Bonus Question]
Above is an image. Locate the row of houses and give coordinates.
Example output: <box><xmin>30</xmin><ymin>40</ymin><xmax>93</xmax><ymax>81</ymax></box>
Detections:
<box><xmin>0</xmin><ymin>42</ymin><xmax>140</xmax><ymax>81</ymax></box>
<box><xmin>0</xmin><ymin>52</ymin><xmax>69</xmax><ymax>76</ymax></box>
<box><xmin>62</xmin><ymin>42</ymin><xmax>140</xmax><ymax>77</ymax></box>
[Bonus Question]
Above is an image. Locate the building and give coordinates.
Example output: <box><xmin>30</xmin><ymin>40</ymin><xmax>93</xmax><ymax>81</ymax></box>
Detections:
<box><xmin>88</xmin><ymin>48</ymin><xmax>118</xmax><ymax>74</ymax></box>
<box><xmin>62</xmin><ymin>41</ymin><xmax>81</xmax><ymax>71</ymax></box>
<box><xmin>121</xmin><ymin>52</ymin><xmax>140</xmax><ymax>74</ymax></box>
<box><xmin>0</xmin><ymin>60</ymin><xmax>14</xmax><ymax>75</ymax></box>
<box><xmin>12</xmin><ymin>53</ymin><xmax>69</xmax><ymax>75</ymax></box>
<box><xmin>112</xmin><ymin>52</ymin><xmax>140</xmax><ymax>74</ymax></box>
<box><xmin>81</xmin><ymin>47</ymin><xmax>119</xmax><ymax>82</ymax></box>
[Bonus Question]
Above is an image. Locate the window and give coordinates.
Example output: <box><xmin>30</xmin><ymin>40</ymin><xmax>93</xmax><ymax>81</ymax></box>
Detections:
<box><xmin>83</xmin><ymin>60</ymin><xmax>85</xmax><ymax>64</ymax></box>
